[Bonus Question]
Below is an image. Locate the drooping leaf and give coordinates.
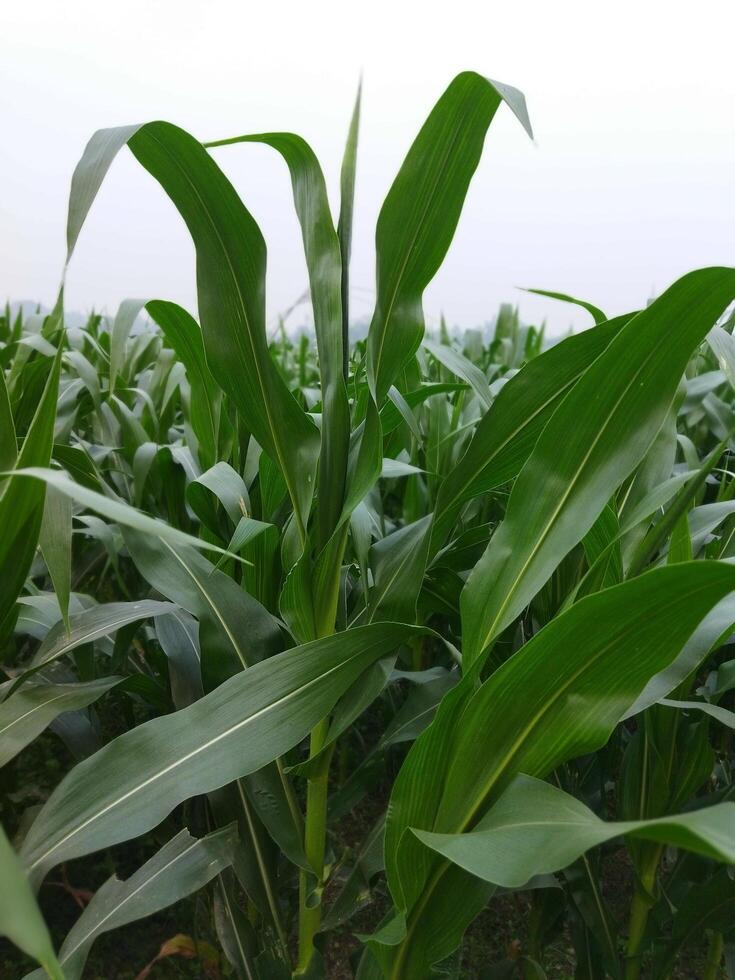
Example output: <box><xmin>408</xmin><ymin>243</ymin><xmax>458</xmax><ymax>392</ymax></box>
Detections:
<box><xmin>0</xmin><ymin>677</ymin><xmax>121</xmax><ymax>768</ymax></box>
<box><xmin>416</xmin><ymin>775</ymin><xmax>735</xmax><ymax>886</ymax></box>
<box><xmin>5</xmin><ymin>468</ymin><xmax>246</xmax><ymax>563</ymax></box>
<box><xmin>205</xmin><ymin>131</ymin><xmax>349</xmax><ymax>546</ymax></box>
<box><xmin>521</xmin><ymin>287</ymin><xmax>607</xmax><ymax>325</ymax></box>
<box><xmin>64</xmin><ymin>122</ymin><xmax>320</xmax><ymax>540</ymax></box>
<box><xmin>20</xmin><ymin>622</ymin><xmax>424</xmax><ymax>885</ymax></box>
<box><xmin>24</xmin><ymin>826</ymin><xmax>237</xmax><ymax>980</ymax></box>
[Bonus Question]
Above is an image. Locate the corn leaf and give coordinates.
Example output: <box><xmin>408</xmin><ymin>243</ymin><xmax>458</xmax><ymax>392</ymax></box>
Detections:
<box><xmin>205</xmin><ymin>131</ymin><xmax>350</xmax><ymax>547</ymax></box>
<box><xmin>416</xmin><ymin>774</ymin><xmax>735</xmax><ymax>886</ymax></box>
<box><xmin>367</xmin><ymin>71</ymin><xmax>532</xmax><ymax>404</ymax></box>
<box><xmin>379</xmin><ymin>561</ymin><xmax>735</xmax><ymax>976</ymax></box>
<box><xmin>20</xmin><ymin>622</ymin><xmax>424</xmax><ymax>885</ymax></box>
<box><xmin>462</xmin><ymin>267</ymin><xmax>735</xmax><ymax>667</ymax></box>
<box><xmin>0</xmin><ymin>347</ymin><xmax>62</xmax><ymax>646</ymax></box>
<box><xmin>24</xmin><ymin>826</ymin><xmax>237</xmax><ymax>980</ymax></box>
<box><xmin>430</xmin><ymin>315</ymin><xmax>628</xmax><ymax>553</ymax></box>
<box><xmin>0</xmin><ymin>824</ymin><xmax>63</xmax><ymax>980</ymax></box>
<box><xmin>0</xmin><ymin>677</ymin><xmax>120</xmax><ymax>768</ymax></box>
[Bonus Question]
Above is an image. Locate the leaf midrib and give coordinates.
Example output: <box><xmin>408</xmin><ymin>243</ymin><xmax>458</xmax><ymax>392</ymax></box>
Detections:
<box><xmin>145</xmin><ymin>129</ymin><xmax>311</xmax><ymax>539</ymax></box>
<box><xmin>26</xmin><ymin>641</ymin><xmax>383</xmax><ymax>873</ymax></box>
<box><xmin>476</xmin><ymin>314</ymin><xmax>677</xmax><ymax>654</ymax></box>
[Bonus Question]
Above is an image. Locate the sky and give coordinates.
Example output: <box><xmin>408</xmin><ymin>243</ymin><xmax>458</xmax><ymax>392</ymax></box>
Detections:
<box><xmin>1</xmin><ymin>0</ymin><xmax>734</xmax><ymax>335</ymax></box>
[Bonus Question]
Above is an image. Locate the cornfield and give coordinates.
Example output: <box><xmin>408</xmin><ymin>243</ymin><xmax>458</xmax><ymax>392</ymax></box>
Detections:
<box><xmin>2</xmin><ymin>71</ymin><xmax>735</xmax><ymax>980</ymax></box>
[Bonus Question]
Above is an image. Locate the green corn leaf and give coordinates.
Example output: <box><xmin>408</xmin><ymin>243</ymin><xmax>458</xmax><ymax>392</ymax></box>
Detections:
<box><xmin>0</xmin><ymin>367</ymin><xmax>16</xmax><ymax>477</ymax></box>
<box><xmin>0</xmin><ymin>677</ymin><xmax>121</xmax><ymax>768</ymax></box>
<box><xmin>109</xmin><ymin>298</ymin><xmax>147</xmax><ymax>394</ymax></box>
<box><xmin>367</xmin><ymin>71</ymin><xmax>532</xmax><ymax>405</ymax></box>
<box><xmin>0</xmin><ymin>346</ymin><xmax>62</xmax><ymax>646</ymax></box>
<box><xmin>362</xmin><ymin>515</ymin><xmax>432</xmax><ymax>624</ymax></box>
<box><xmin>380</xmin><ymin>382</ymin><xmax>467</xmax><ymax>438</ymax></box>
<box><xmin>64</xmin><ymin>349</ymin><xmax>101</xmax><ymax>408</ymax></box>
<box><xmin>64</xmin><ymin>122</ymin><xmax>320</xmax><ymax>540</ymax></box>
<box><xmin>521</xmin><ymin>287</ymin><xmax>607</xmax><ymax>325</ymax></box>
<box><xmin>322</xmin><ymin>815</ymin><xmax>385</xmax><ymax>933</ymax></box>
<box><xmin>652</xmin><ymin>868</ymin><xmax>735</xmax><ymax>979</ymax></box>
<box><xmin>131</xmin><ymin>122</ymin><xmax>321</xmax><ymax>541</ymax></box>
<box><xmin>340</xmin><ymin>400</ymin><xmax>384</xmax><ymax>524</ymax></box>
<box><xmin>4</xmin><ymin>468</ymin><xmax>249</xmax><ymax>564</ymax></box>
<box><xmin>707</xmin><ymin>324</ymin><xmax>735</xmax><ymax>389</ymax></box>
<box><xmin>213</xmin><ymin>874</ymin><xmax>260</xmax><ymax>978</ymax></box>
<box><xmin>0</xmin><ymin>824</ymin><xmax>64</xmax><ymax>980</ymax></box>
<box><xmin>462</xmin><ymin>267</ymin><xmax>735</xmax><ymax>667</ymax></box>
<box><xmin>423</xmin><ymin>338</ymin><xmax>493</xmax><ymax>409</ymax></box>
<box><xmin>64</xmin><ymin>124</ymin><xmax>142</xmax><ymax>268</ymax></box>
<box><xmin>380</xmin><ymin>458</ymin><xmax>424</xmax><ymax>479</ymax></box>
<box><xmin>416</xmin><ymin>774</ymin><xmax>735</xmax><ymax>886</ymax></box>
<box><xmin>186</xmin><ymin>461</ymin><xmax>249</xmax><ymax>532</ymax></box>
<box><xmin>223</xmin><ymin>515</ymin><xmax>274</xmax><ymax>559</ymax></box>
<box><xmin>122</xmin><ymin>529</ymin><xmax>281</xmax><ymax>685</ymax></box>
<box><xmin>625</xmin><ymin>436</ymin><xmax>728</xmax><ymax>576</ymax></box>
<box><xmin>618</xmin><ymin>470</ymin><xmax>699</xmax><ymax>535</ymax></box>
<box><xmin>385</xmin><ymin>386</ymin><xmax>423</xmax><ymax>441</ymax></box>
<box><xmin>23</xmin><ymin>826</ymin><xmax>237</xmax><ymax>980</ymax></box>
<box><xmin>380</xmin><ymin>561</ymin><xmax>735</xmax><ymax>977</ymax></box>
<box><xmin>39</xmin><ymin>484</ymin><xmax>73</xmax><ymax>632</ymax></box>
<box><xmin>27</xmin><ymin>599</ymin><xmax>174</xmax><ymax>672</ymax></box>
<box><xmin>338</xmin><ymin>79</ymin><xmax>362</xmax><ymax>379</ymax></box>
<box><xmin>154</xmin><ymin>609</ymin><xmax>203</xmax><ymax>709</ymax></box>
<box><xmin>379</xmin><ymin>668</ymin><xmax>458</xmax><ymax>750</ymax></box>
<box><xmin>624</xmin><ymin>591</ymin><xmax>735</xmax><ymax>720</ymax></box>
<box><xmin>659</xmin><ymin>697</ymin><xmax>735</xmax><ymax>730</ymax></box>
<box><xmin>20</xmin><ymin>622</ymin><xmax>424</xmax><ymax>886</ymax></box>
<box><xmin>145</xmin><ymin>300</ymin><xmax>222</xmax><ymax>470</ymax></box>
<box><xmin>430</xmin><ymin>315</ymin><xmax>628</xmax><ymax>553</ymax></box>
<box><xmin>579</xmin><ymin>503</ymin><xmax>623</xmax><ymax>597</ymax></box>
<box><xmin>205</xmin><ymin>131</ymin><xmax>350</xmax><ymax>547</ymax></box>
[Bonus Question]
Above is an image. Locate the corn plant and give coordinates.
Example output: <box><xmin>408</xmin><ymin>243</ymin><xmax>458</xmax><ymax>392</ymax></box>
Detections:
<box><xmin>2</xmin><ymin>71</ymin><xmax>735</xmax><ymax>980</ymax></box>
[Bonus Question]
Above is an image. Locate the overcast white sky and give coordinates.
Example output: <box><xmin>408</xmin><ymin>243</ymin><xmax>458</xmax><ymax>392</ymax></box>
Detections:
<box><xmin>2</xmin><ymin>0</ymin><xmax>734</xmax><ymax>334</ymax></box>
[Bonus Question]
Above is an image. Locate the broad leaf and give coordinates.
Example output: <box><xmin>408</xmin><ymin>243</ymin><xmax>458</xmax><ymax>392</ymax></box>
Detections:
<box><xmin>462</xmin><ymin>267</ymin><xmax>735</xmax><ymax>666</ymax></box>
<box><xmin>367</xmin><ymin>71</ymin><xmax>532</xmax><ymax>404</ymax></box>
<box><xmin>416</xmin><ymin>775</ymin><xmax>735</xmax><ymax>886</ymax></box>
<box><xmin>380</xmin><ymin>561</ymin><xmax>735</xmax><ymax>976</ymax></box>
<box><xmin>20</xmin><ymin>622</ymin><xmax>424</xmax><ymax>885</ymax></box>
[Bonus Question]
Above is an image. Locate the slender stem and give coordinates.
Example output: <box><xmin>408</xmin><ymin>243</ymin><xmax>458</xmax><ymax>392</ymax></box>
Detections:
<box><xmin>296</xmin><ymin>717</ymin><xmax>334</xmax><ymax>973</ymax></box>
<box><xmin>295</xmin><ymin>529</ymin><xmax>348</xmax><ymax>973</ymax></box>
<box><xmin>624</xmin><ymin>850</ymin><xmax>660</xmax><ymax>980</ymax></box>
<box><xmin>702</xmin><ymin>930</ymin><xmax>724</xmax><ymax>980</ymax></box>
